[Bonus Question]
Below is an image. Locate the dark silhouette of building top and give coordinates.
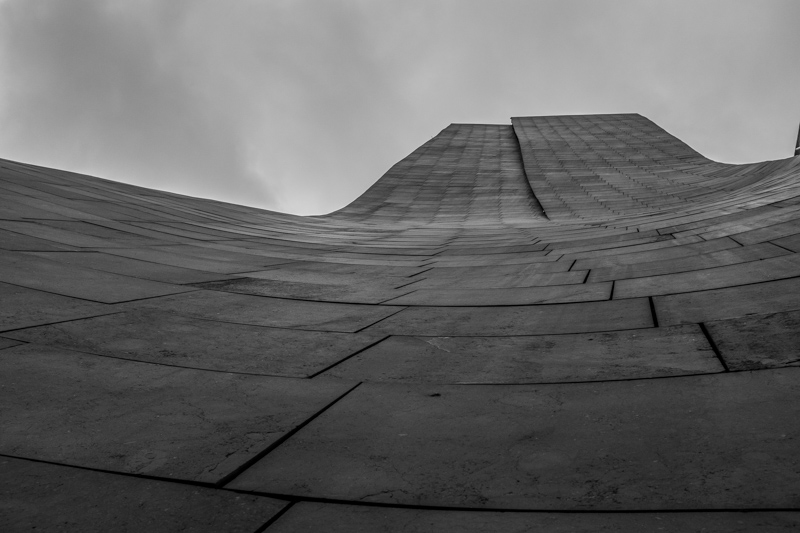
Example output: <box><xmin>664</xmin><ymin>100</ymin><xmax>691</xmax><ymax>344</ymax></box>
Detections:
<box><xmin>2</xmin><ymin>114</ymin><xmax>800</xmax><ymax>530</ymax></box>
<box><xmin>795</xmin><ymin>121</ymin><xmax>800</xmax><ymax>156</ymax></box>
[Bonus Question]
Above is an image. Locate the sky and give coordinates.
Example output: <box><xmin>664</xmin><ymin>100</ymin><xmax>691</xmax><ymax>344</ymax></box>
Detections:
<box><xmin>0</xmin><ymin>0</ymin><xmax>798</xmax><ymax>215</ymax></box>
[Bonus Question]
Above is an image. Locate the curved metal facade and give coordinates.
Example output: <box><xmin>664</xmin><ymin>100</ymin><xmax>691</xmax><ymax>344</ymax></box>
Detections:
<box><xmin>2</xmin><ymin>114</ymin><xmax>800</xmax><ymax>530</ymax></box>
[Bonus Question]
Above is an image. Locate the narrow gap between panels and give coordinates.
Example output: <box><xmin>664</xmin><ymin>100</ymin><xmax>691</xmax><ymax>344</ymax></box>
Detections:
<box><xmin>6</xmin><ymin>341</ymin><xmax>315</xmax><ymax>380</ymax></box>
<box><xmin>0</xmin><ymin>311</ymin><xmax>126</xmax><ymax>335</ymax></box>
<box><xmin>113</xmin><ymin>288</ymin><xmax>204</xmax><ymax>305</ymax></box>
<box><xmin>648</xmin><ymin>297</ymin><xmax>659</xmax><ymax>327</ymax></box>
<box><xmin>0</xmin><ymin>453</ymin><xmax>216</xmax><ymax>490</ymax></box>
<box><xmin>0</xmin><ymin>280</ymin><xmax>137</xmax><ymax>305</ymax></box>
<box><xmin>308</xmin><ymin>336</ymin><xmax>391</xmax><ymax>378</ymax></box>
<box><xmin>352</xmin><ymin>307</ymin><xmax>407</xmax><ymax>333</ymax></box>
<box><xmin>225</xmin><ymin>486</ymin><xmax>800</xmax><ymax>515</ymax></box>
<box><xmin>377</xmin><ymin>290</ymin><xmax>421</xmax><ymax>305</ymax></box>
<box><xmin>252</xmin><ymin>501</ymin><xmax>296</xmax><ymax>533</ymax></box>
<box><xmin>216</xmin><ymin>382</ymin><xmax>363</xmax><ymax>488</ymax></box>
<box><xmin>393</xmin><ymin>278</ymin><xmax>425</xmax><ymax>290</ymax></box>
<box><xmin>768</xmin><ymin>240</ymin><xmax>796</xmax><ymax>254</ymax></box>
<box><xmin>698</xmin><ymin>322</ymin><xmax>730</xmax><ymax>372</ymax></box>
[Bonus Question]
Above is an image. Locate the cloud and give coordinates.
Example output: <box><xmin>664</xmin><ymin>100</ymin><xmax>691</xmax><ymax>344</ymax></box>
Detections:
<box><xmin>0</xmin><ymin>0</ymin><xmax>277</xmax><ymax>209</ymax></box>
<box><xmin>1</xmin><ymin>0</ymin><xmax>798</xmax><ymax>214</ymax></box>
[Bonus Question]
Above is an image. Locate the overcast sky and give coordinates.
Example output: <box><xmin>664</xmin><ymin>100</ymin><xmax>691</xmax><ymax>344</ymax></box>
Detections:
<box><xmin>0</xmin><ymin>0</ymin><xmax>798</xmax><ymax>215</ymax></box>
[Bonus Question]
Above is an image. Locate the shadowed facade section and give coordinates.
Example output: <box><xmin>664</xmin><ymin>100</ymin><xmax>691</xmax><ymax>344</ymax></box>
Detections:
<box><xmin>2</xmin><ymin>114</ymin><xmax>800</xmax><ymax>531</ymax></box>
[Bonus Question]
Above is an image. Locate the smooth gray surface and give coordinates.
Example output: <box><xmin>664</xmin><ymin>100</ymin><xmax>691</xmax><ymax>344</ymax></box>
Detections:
<box><xmin>367</xmin><ymin>298</ymin><xmax>653</xmax><ymax>336</ymax></box>
<box><xmin>586</xmin><ymin>242</ymin><xmax>789</xmax><ymax>282</ymax></box>
<box><xmin>653</xmin><ymin>277</ymin><xmax>800</xmax><ymax>325</ymax></box>
<box><xmin>28</xmin><ymin>250</ymin><xmax>237</xmax><ymax>285</ymax></box>
<box><xmin>613</xmin><ymin>253</ymin><xmax>800</xmax><ymax>299</ymax></box>
<box><xmin>100</xmin><ymin>247</ymin><xmax>279</xmax><ymax>274</ymax></box>
<box><xmin>195</xmin><ymin>276</ymin><xmax>413</xmax><ymax>304</ymax></box>
<box><xmin>231</xmin><ymin>369</ymin><xmax>800</xmax><ymax>510</ymax></box>
<box><xmin>325</xmin><ymin>325</ymin><xmax>721</xmax><ymax>383</ymax></box>
<box><xmin>705</xmin><ymin>310</ymin><xmax>800</xmax><ymax>370</ymax></box>
<box><xmin>0</xmin><ymin>220</ymin><xmax>128</xmax><ymax>248</ymax></box>
<box><xmin>0</xmin><ymin>457</ymin><xmax>287</xmax><ymax>533</ymax></box>
<box><xmin>0</xmin><ymin>281</ymin><xmax>113</xmax><ymax>332</ymax></box>
<box><xmin>0</xmin><ymin>337</ymin><xmax>23</xmax><ymax>350</ymax></box>
<box><xmin>0</xmin><ymin>250</ymin><xmax>195</xmax><ymax>303</ymax></box>
<box><xmin>415</xmin><ymin>269</ymin><xmax>588</xmax><ymax>288</ymax></box>
<box><xmin>571</xmin><ymin>237</ymin><xmax>742</xmax><ymax>270</ymax></box>
<box><xmin>382</xmin><ymin>282</ymin><xmax>612</xmax><ymax>306</ymax></box>
<box><xmin>6</xmin><ymin>308</ymin><xmax>385</xmax><ymax>376</ymax></box>
<box><xmin>119</xmin><ymin>289</ymin><xmax>404</xmax><ymax>332</ymax></box>
<box><xmin>268</xmin><ymin>502</ymin><xmax>800</xmax><ymax>533</ymax></box>
<box><xmin>0</xmin><ymin>344</ymin><xmax>352</xmax><ymax>483</ymax></box>
<box><xmin>0</xmin><ymin>228</ymin><xmax>79</xmax><ymax>251</ymax></box>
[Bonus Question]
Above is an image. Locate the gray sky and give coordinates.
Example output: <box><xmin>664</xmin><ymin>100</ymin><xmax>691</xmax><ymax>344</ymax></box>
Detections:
<box><xmin>1</xmin><ymin>0</ymin><xmax>798</xmax><ymax>215</ymax></box>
